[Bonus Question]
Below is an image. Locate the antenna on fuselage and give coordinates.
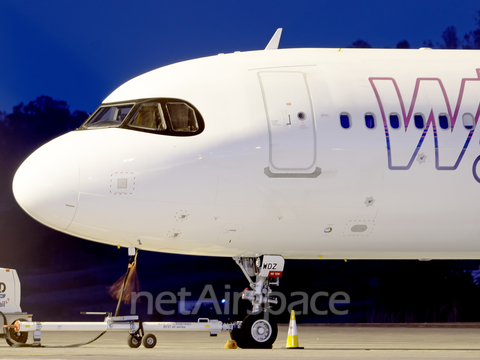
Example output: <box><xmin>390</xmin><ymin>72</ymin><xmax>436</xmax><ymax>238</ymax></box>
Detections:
<box><xmin>265</xmin><ymin>28</ymin><xmax>283</xmax><ymax>50</ymax></box>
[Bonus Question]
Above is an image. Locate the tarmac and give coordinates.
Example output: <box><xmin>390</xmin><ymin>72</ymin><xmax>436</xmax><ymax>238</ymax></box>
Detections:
<box><xmin>2</xmin><ymin>324</ymin><xmax>480</xmax><ymax>359</ymax></box>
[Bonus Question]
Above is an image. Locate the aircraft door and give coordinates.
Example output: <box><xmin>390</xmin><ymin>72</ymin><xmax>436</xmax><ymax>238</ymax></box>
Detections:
<box><xmin>259</xmin><ymin>72</ymin><xmax>320</xmax><ymax>177</ymax></box>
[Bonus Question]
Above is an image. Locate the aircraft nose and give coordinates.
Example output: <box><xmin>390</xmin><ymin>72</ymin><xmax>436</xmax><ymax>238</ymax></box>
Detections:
<box><xmin>12</xmin><ymin>140</ymin><xmax>79</xmax><ymax>231</ymax></box>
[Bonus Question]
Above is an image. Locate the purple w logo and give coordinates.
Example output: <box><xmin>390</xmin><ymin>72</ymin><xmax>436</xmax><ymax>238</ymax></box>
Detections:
<box><xmin>369</xmin><ymin>69</ymin><xmax>480</xmax><ymax>170</ymax></box>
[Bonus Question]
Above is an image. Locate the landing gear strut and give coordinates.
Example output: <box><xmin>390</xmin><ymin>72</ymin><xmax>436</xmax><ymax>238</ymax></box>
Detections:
<box><xmin>230</xmin><ymin>255</ymin><xmax>284</xmax><ymax>349</ymax></box>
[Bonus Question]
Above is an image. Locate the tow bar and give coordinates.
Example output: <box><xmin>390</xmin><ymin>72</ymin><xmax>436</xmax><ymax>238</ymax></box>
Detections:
<box><xmin>4</xmin><ymin>312</ymin><xmax>236</xmax><ymax>348</ymax></box>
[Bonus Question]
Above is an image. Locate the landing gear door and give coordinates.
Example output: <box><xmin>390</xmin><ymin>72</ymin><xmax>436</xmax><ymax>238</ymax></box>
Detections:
<box><xmin>259</xmin><ymin>72</ymin><xmax>320</xmax><ymax>178</ymax></box>
<box><xmin>260</xmin><ymin>255</ymin><xmax>285</xmax><ymax>278</ymax></box>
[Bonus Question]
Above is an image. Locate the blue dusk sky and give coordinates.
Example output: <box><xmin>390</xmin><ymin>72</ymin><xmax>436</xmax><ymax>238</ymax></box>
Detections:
<box><xmin>1</xmin><ymin>0</ymin><xmax>479</xmax><ymax>114</ymax></box>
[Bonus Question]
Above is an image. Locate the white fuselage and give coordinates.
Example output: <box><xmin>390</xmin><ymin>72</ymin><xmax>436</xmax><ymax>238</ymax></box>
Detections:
<box><xmin>12</xmin><ymin>48</ymin><xmax>480</xmax><ymax>259</ymax></box>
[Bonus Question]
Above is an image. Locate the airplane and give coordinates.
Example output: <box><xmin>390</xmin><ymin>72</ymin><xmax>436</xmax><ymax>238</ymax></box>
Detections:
<box><xmin>11</xmin><ymin>28</ymin><xmax>480</xmax><ymax>348</ymax></box>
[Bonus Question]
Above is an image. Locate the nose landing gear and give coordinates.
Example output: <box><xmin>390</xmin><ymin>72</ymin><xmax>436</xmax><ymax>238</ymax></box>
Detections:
<box><xmin>230</xmin><ymin>255</ymin><xmax>284</xmax><ymax>349</ymax></box>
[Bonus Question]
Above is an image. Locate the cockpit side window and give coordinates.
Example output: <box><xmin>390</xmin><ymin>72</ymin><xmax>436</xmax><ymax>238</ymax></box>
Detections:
<box><xmin>166</xmin><ymin>102</ymin><xmax>199</xmax><ymax>132</ymax></box>
<box><xmin>85</xmin><ymin>105</ymin><xmax>133</xmax><ymax>128</ymax></box>
<box><xmin>129</xmin><ymin>102</ymin><xmax>166</xmax><ymax>131</ymax></box>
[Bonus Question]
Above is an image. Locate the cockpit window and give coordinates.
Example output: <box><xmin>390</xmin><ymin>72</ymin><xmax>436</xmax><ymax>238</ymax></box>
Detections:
<box><xmin>129</xmin><ymin>102</ymin><xmax>166</xmax><ymax>131</ymax></box>
<box><xmin>79</xmin><ymin>98</ymin><xmax>204</xmax><ymax>136</ymax></box>
<box><xmin>166</xmin><ymin>102</ymin><xmax>199</xmax><ymax>132</ymax></box>
<box><xmin>85</xmin><ymin>105</ymin><xmax>133</xmax><ymax>128</ymax></box>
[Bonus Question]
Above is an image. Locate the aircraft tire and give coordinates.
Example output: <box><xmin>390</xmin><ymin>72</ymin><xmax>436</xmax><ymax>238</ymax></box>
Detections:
<box><xmin>239</xmin><ymin>312</ymin><xmax>277</xmax><ymax>349</ymax></box>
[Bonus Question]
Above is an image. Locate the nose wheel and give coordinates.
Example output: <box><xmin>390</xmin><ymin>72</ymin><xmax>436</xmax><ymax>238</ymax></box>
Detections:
<box><xmin>230</xmin><ymin>312</ymin><xmax>277</xmax><ymax>349</ymax></box>
<box><xmin>242</xmin><ymin>312</ymin><xmax>277</xmax><ymax>348</ymax></box>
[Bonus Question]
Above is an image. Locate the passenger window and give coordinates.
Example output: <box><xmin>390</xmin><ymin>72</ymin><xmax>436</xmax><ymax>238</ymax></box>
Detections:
<box><xmin>463</xmin><ymin>113</ymin><xmax>475</xmax><ymax>130</ymax></box>
<box><xmin>438</xmin><ymin>113</ymin><xmax>450</xmax><ymax>130</ymax></box>
<box><xmin>389</xmin><ymin>113</ymin><xmax>401</xmax><ymax>129</ymax></box>
<box><xmin>340</xmin><ymin>113</ymin><xmax>351</xmax><ymax>129</ymax></box>
<box><xmin>129</xmin><ymin>102</ymin><xmax>166</xmax><ymax>131</ymax></box>
<box><xmin>414</xmin><ymin>114</ymin><xmax>425</xmax><ymax>129</ymax></box>
<box><xmin>364</xmin><ymin>113</ymin><xmax>376</xmax><ymax>129</ymax></box>
<box><xmin>166</xmin><ymin>102</ymin><xmax>199</xmax><ymax>132</ymax></box>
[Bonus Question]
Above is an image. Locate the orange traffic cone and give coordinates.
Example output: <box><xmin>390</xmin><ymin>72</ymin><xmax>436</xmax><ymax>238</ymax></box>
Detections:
<box><xmin>285</xmin><ymin>310</ymin><xmax>304</xmax><ymax>349</ymax></box>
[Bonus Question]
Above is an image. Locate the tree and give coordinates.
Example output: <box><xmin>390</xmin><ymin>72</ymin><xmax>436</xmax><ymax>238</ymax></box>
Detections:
<box><xmin>0</xmin><ymin>96</ymin><xmax>89</xmax><ymax>201</ymax></box>
<box><xmin>473</xmin><ymin>10</ymin><xmax>480</xmax><ymax>48</ymax></box>
<box><xmin>396</xmin><ymin>40</ymin><xmax>410</xmax><ymax>49</ymax></box>
<box><xmin>463</xmin><ymin>10</ymin><xmax>480</xmax><ymax>49</ymax></box>
<box><xmin>441</xmin><ymin>26</ymin><xmax>459</xmax><ymax>49</ymax></box>
<box><xmin>463</xmin><ymin>32</ymin><xmax>474</xmax><ymax>49</ymax></box>
<box><xmin>462</xmin><ymin>30</ymin><xmax>480</xmax><ymax>49</ymax></box>
<box><xmin>4</xmin><ymin>96</ymin><xmax>87</xmax><ymax>150</ymax></box>
<box><xmin>351</xmin><ymin>39</ymin><xmax>372</xmax><ymax>48</ymax></box>
<box><xmin>422</xmin><ymin>39</ymin><xmax>434</xmax><ymax>48</ymax></box>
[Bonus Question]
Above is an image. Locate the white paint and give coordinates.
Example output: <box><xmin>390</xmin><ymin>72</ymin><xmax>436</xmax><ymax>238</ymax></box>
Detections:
<box><xmin>0</xmin><ymin>268</ymin><xmax>22</xmax><ymax>313</ymax></box>
<box><xmin>12</xmin><ymin>48</ymin><xmax>480</xmax><ymax>260</ymax></box>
